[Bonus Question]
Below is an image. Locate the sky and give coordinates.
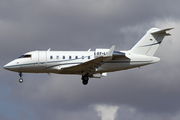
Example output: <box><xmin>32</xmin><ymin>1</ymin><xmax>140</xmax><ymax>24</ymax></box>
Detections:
<box><xmin>0</xmin><ymin>0</ymin><xmax>180</xmax><ymax>120</ymax></box>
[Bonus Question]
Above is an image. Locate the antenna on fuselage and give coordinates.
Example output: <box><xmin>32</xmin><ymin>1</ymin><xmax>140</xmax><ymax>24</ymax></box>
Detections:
<box><xmin>47</xmin><ymin>48</ymin><xmax>51</xmax><ymax>51</ymax></box>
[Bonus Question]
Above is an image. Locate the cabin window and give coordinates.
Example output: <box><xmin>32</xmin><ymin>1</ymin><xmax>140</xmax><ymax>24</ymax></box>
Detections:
<box><xmin>63</xmin><ymin>56</ymin><xmax>65</xmax><ymax>59</ymax></box>
<box><xmin>69</xmin><ymin>56</ymin><xmax>71</xmax><ymax>59</ymax></box>
<box><xmin>75</xmin><ymin>56</ymin><xmax>78</xmax><ymax>59</ymax></box>
<box><xmin>57</xmin><ymin>56</ymin><xmax>59</xmax><ymax>59</ymax></box>
<box><xmin>50</xmin><ymin>56</ymin><xmax>53</xmax><ymax>59</ymax></box>
<box><xmin>88</xmin><ymin>56</ymin><xmax>90</xmax><ymax>59</ymax></box>
<box><xmin>82</xmin><ymin>56</ymin><xmax>84</xmax><ymax>59</ymax></box>
<box><xmin>19</xmin><ymin>54</ymin><xmax>32</xmax><ymax>58</ymax></box>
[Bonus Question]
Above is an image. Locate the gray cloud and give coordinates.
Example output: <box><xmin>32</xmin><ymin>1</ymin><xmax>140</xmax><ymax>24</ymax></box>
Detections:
<box><xmin>1</xmin><ymin>0</ymin><xmax>180</xmax><ymax>120</ymax></box>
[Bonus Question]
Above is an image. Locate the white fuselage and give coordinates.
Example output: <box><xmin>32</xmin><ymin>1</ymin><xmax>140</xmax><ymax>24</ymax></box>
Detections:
<box><xmin>4</xmin><ymin>50</ymin><xmax>160</xmax><ymax>75</ymax></box>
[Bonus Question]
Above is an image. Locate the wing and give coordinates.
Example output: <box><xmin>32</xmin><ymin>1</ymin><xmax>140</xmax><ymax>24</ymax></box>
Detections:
<box><xmin>60</xmin><ymin>45</ymin><xmax>115</xmax><ymax>74</ymax></box>
<box><xmin>60</xmin><ymin>56</ymin><xmax>109</xmax><ymax>73</ymax></box>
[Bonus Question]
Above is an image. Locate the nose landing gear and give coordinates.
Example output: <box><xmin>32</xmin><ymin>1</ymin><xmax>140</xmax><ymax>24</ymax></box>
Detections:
<box><xmin>19</xmin><ymin>72</ymin><xmax>23</xmax><ymax>83</ymax></box>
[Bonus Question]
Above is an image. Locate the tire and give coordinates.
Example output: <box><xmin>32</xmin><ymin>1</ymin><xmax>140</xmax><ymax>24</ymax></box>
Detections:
<box><xmin>83</xmin><ymin>76</ymin><xmax>89</xmax><ymax>81</ymax></box>
<box><xmin>82</xmin><ymin>75</ymin><xmax>89</xmax><ymax>85</ymax></box>
<box><xmin>19</xmin><ymin>78</ymin><xmax>23</xmax><ymax>83</ymax></box>
<box><xmin>82</xmin><ymin>80</ymin><xmax>88</xmax><ymax>85</ymax></box>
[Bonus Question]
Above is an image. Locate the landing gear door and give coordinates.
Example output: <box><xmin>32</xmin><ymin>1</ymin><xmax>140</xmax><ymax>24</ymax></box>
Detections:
<box><xmin>38</xmin><ymin>51</ymin><xmax>47</xmax><ymax>67</ymax></box>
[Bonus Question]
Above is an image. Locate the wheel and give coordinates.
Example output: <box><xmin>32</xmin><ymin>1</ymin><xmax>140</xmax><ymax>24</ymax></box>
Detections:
<box><xmin>19</xmin><ymin>78</ymin><xmax>23</xmax><ymax>83</ymax></box>
<box><xmin>83</xmin><ymin>76</ymin><xmax>89</xmax><ymax>81</ymax></box>
<box><xmin>82</xmin><ymin>75</ymin><xmax>89</xmax><ymax>85</ymax></box>
<box><xmin>82</xmin><ymin>79</ymin><xmax>88</xmax><ymax>85</ymax></box>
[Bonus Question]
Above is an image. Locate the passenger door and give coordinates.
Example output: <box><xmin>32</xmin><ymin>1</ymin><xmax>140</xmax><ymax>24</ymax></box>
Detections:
<box><xmin>38</xmin><ymin>51</ymin><xmax>47</xmax><ymax>67</ymax></box>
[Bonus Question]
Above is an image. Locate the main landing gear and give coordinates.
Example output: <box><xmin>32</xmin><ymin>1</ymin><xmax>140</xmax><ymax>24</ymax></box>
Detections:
<box><xmin>81</xmin><ymin>74</ymin><xmax>89</xmax><ymax>85</ymax></box>
<box><xmin>19</xmin><ymin>72</ymin><xmax>23</xmax><ymax>83</ymax></box>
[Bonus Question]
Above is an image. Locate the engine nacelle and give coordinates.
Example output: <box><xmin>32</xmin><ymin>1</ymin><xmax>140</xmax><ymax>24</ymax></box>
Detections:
<box><xmin>94</xmin><ymin>48</ymin><xmax>126</xmax><ymax>59</ymax></box>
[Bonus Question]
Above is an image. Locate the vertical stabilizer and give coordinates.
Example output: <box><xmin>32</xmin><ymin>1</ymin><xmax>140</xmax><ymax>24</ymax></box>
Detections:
<box><xmin>130</xmin><ymin>28</ymin><xmax>173</xmax><ymax>56</ymax></box>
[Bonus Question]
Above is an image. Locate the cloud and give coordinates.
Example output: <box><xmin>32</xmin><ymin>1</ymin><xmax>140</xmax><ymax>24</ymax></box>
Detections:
<box><xmin>93</xmin><ymin>104</ymin><xmax>119</xmax><ymax>120</ymax></box>
<box><xmin>1</xmin><ymin>0</ymin><xmax>180</xmax><ymax>120</ymax></box>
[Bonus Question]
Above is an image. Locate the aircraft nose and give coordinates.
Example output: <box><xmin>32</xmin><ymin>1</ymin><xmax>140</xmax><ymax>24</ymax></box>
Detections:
<box><xmin>3</xmin><ymin>63</ymin><xmax>11</xmax><ymax>70</ymax></box>
<box><xmin>3</xmin><ymin>61</ymin><xmax>20</xmax><ymax>72</ymax></box>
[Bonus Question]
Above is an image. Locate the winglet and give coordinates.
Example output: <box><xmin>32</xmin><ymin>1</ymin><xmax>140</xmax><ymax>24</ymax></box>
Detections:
<box><xmin>106</xmin><ymin>45</ymin><xmax>115</xmax><ymax>57</ymax></box>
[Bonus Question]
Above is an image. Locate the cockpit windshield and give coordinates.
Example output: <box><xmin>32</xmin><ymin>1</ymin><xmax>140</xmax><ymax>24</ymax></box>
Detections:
<box><xmin>18</xmin><ymin>54</ymin><xmax>32</xmax><ymax>58</ymax></box>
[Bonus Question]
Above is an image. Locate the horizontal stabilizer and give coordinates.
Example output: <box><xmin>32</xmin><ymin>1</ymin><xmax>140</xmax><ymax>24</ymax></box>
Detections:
<box><xmin>151</xmin><ymin>28</ymin><xmax>174</xmax><ymax>36</ymax></box>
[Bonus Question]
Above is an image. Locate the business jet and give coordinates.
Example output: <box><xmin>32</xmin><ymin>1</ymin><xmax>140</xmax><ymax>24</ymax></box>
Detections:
<box><xmin>4</xmin><ymin>28</ymin><xmax>173</xmax><ymax>85</ymax></box>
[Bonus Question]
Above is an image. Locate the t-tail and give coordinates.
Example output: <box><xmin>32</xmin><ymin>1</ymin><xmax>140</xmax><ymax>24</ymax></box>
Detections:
<box><xmin>130</xmin><ymin>28</ymin><xmax>173</xmax><ymax>56</ymax></box>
